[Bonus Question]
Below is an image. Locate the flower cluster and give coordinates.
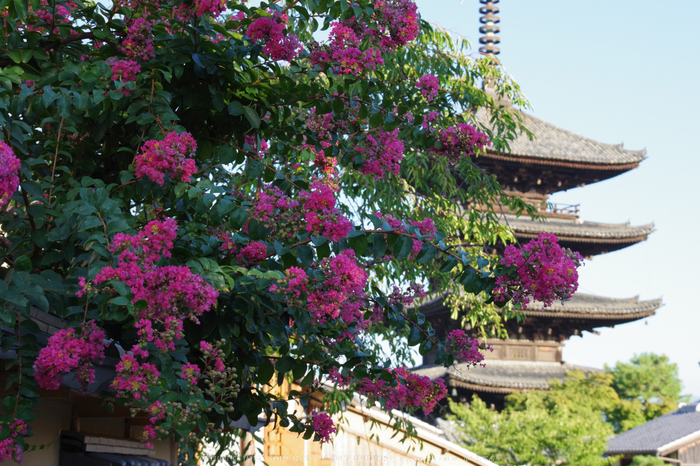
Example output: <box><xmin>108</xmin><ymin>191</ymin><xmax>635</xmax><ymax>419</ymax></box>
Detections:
<box><xmin>33</xmin><ymin>321</ymin><xmax>108</xmax><ymax>393</ymax></box>
<box><xmin>270</xmin><ymin>250</ymin><xmax>368</xmax><ymax>328</ymax></box>
<box><xmin>431</xmin><ymin>123</ymin><xmax>490</xmax><ymax>164</ymax></box>
<box><xmin>247</xmin><ymin>12</ymin><xmax>302</xmax><ymax>62</ymax></box>
<box><xmin>445</xmin><ymin>330</ymin><xmax>490</xmax><ymax>366</ymax></box>
<box><xmin>0</xmin><ymin>142</ymin><xmax>20</xmax><ymax>209</ymax></box>
<box><xmin>133</xmin><ymin>132</ymin><xmax>198</xmax><ymax>185</ymax></box>
<box><xmin>113</xmin><ymin>350</ymin><xmax>161</xmax><ymax>401</ymax></box>
<box><xmin>358</xmin><ymin>367</ymin><xmax>447</xmax><ymax>415</ymax></box>
<box><xmin>32</xmin><ymin>0</ymin><xmax>76</xmax><ymax>34</ymax></box>
<box><xmin>249</xmin><ymin>183</ymin><xmax>352</xmax><ymax>242</ymax></box>
<box><xmin>494</xmin><ymin>232</ymin><xmax>584</xmax><ymax>307</ymax></box>
<box><xmin>355</xmin><ymin>129</ymin><xmax>405</xmax><ymax>179</ymax></box>
<box><xmin>308</xmin><ymin>250</ymin><xmax>368</xmax><ymax>325</ymax></box>
<box><xmin>89</xmin><ymin>218</ymin><xmax>218</xmax><ymax>352</ymax></box>
<box><xmin>310</xmin><ymin>412</ymin><xmax>337</xmax><ymax>444</ymax></box>
<box><xmin>375</xmin><ymin>213</ymin><xmax>437</xmax><ymax>257</ymax></box>
<box><xmin>309</xmin><ymin>0</ymin><xmax>418</xmax><ymax>75</ymax></box>
<box><xmin>123</xmin><ymin>18</ymin><xmax>154</xmax><ymax>61</ymax></box>
<box><xmin>109</xmin><ymin>59</ymin><xmax>140</xmax><ymax>96</ymax></box>
<box><xmin>193</xmin><ymin>0</ymin><xmax>226</xmax><ymax>17</ymax></box>
<box><xmin>416</xmin><ymin>74</ymin><xmax>439</xmax><ymax>101</ymax></box>
<box><xmin>0</xmin><ymin>420</ymin><xmax>28</xmax><ymax>463</ymax></box>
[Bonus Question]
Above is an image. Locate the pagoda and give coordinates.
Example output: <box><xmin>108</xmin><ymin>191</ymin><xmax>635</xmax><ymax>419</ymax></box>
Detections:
<box><xmin>412</xmin><ymin>0</ymin><xmax>662</xmax><ymax>412</ymax></box>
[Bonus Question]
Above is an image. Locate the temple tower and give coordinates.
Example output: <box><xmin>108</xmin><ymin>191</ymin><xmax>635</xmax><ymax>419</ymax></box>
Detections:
<box><xmin>412</xmin><ymin>1</ymin><xmax>662</xmax><ymax>412</ymax></box>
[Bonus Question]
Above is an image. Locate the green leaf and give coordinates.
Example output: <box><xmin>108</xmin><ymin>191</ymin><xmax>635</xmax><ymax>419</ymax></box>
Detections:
<box><xmin>348</xmin><ymin>232</ymin><xmax>368</xmax><ymax>256</ymax></box>
<box><xmin>373</xmin><ymin>233</ymin><xmax>386</xmax><ymax>259</ymax></box>
<box><xmin>416</xmin><ymin>244</ymin><xmax>437</xmax><ymax>264</ymax></box>
<box><xmin>393</xmin><ymin>235</ymin><xmax>412</xmax><ymax>260</ymax></box>
<box><xmin>297</xmin><ymin>245</ymin><xmax>313</xmax><ymax>268</ymax></box>
<box><xmin>228</xmin><ymin>101</ymin><xmax>244</xmax><ymax>116</ymax></box>
<box><xmin>258</xmin><ymin>359</ymin><xmax>274</xmax><ymax>385</ymax></box>
<box><xmin>243</xmin><ymin>107</ymin><xmax>260</xmax><ymax>128</ymax></box>
<box><xmin>14</xmin><ymin>256</ymin><xmax>32</xmax><ymax>272</ymax></box>
<box><xmin>275</xmin><ymin>355</ymin><xmax>295</xmax><ymax>374</ymax></box>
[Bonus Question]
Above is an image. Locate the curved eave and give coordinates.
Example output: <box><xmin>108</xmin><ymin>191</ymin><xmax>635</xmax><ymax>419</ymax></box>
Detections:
<box><xmin>481</xmin><ymin>150</ymin><xmax>642</xmax><ymax>172</ymax></box>
<box><xmin>418</xmin><ymin>294</ymin><xmax>663</xmax><ymax>321</ymax></box>
<box><xmin>475</xmin><ymin>109</ymin><xmax>647</xmax><ymax>166</ymax></box>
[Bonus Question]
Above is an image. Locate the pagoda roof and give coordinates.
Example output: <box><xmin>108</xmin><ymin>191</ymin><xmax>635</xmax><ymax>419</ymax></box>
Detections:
<box><xmin>473</xmin><ymin>109</ymin><xmax>647</xmax><ymax>193</ymax></box>
<box><xmin>505</xmin><ymin>214</ymin><xmax>655</xmax><ymax>257</ymax></box>
<box><xmin>420</xmin><ymin>293</ymin><xmax>661</xmax><ymax>322</ymax></box>
<box><xmin>476</xmin><ymin>109</ymin><xmax>647</xmax><ymax>166</ymax></box>
<box><xmin>519</xmin><ymin>293</ymin><xmax>662</xmax><ymax>321</ymax></box>
<box><xmin>413</xmin><ymin>360</ymin><xmax>600</xmax><ymax>393</ymax></box>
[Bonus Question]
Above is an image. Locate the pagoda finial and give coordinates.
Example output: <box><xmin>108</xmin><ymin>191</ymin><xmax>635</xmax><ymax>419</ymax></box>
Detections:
<box><xmin>479</xmin><ymin>0</ymin><xmax>500</xmax><ymax>55</ymax></box>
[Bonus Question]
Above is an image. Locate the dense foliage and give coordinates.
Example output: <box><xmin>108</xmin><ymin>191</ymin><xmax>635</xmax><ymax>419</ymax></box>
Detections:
<box><xmin>0</xmin><ymin>0</ymin><xmax>583</xmax><ymax>461</ymax></box>
<box><xmin>449</xmin><ymin>353</ymin><xmax>688</xmax><ymax>466</ymax></box>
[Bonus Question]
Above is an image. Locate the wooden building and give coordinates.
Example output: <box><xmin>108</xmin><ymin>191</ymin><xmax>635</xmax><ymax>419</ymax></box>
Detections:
<box><xmin>606</xmin><ymin>403</ymin><xmax>700</xmax><ymax>465</ymax></box>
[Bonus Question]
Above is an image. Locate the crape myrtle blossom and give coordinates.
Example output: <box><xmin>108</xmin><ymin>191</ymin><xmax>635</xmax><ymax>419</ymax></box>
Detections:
<box><xmin>0</xmin><ymin>142</ymin><xmax>20</xmax><ymax>209</ymax></box>
<box><xmin>308</xmin><ymin>0</ymin><xmax>419</xmax><ymax>74</ymax></box>
<box><xmin>33</xmin><ymin>320</ymin><xmax>108</xmax><ymax>393</ymax></box>
<box><xmin>430</xmin><ymin>122</ymin><xmax>491</xmax><ymax>164</ymax></box>
<box><xmin>494</xmin><ymin>232</ymin><xmax>584</xmax><ymax>308</ymax></box>
<box><xmin>310</xmin><ymin>412</ymin><xmax>337</xmax><ymax>444</ymax></box>
<box><xmin>248</xmin><ymin>182</ymin><xmax>352</xmax><ymax>242</ymax></box>
<box><xmin>84</xmin><ymin>218</ymin><xmax>218</xmax><ymax>352</ymax></box>
<box><xmin>133</xmin><ymin>132</ymin><xmax>198</xmax><ymax>185</ymax></box>
<box><xmin>0</xmin><ymin>420</ymin><xmax>28</xmax><ymax>463</ymax></box>
<box><xmin>358</xmin><ymin>367</ymin><xmax>447</xmax><ymax>415</ymax></box>
<box><xmin>445</xmin><ymin>329</ymin><xmax>491</xmax><ymax>366</ymax></box>
<box><xmin>416</xmin><ymin>74</ymin><xmax>439</xmax><ymax>101</ymax></box>
<box><xmin>272</xmin><ymin>250</ymin><xmax>368</xmax><ymax>327</ymax></box>
<box><xmin>247</xmin><ymin>11</ymin><xmax>302</xmax><ymax>62</ymax></box>
<box><xmin>375</xmin><ymin>212</ymin><xmax>437</xmax><ymax>257</ymax></box>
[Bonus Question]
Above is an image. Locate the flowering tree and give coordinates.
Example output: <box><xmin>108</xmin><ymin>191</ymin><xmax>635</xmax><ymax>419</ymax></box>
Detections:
<box><xmin>0</xmin><ymin>0</ymin><xmax>583</xmax><ymax>461</ymax></box>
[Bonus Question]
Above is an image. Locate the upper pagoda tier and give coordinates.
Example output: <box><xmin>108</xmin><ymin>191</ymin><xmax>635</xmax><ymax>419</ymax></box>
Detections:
<box><xmin>505</xmin><ymin>214</ymin><xmax>655</xmax><ymax>258</ymax></box>
<box><xmin>474</xmin><ymin>109</ymin><xmax>647</xmax><ymax>194</ymax></box>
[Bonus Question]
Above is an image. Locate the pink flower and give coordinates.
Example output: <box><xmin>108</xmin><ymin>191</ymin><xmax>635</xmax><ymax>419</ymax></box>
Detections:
<box><xmin>180</xmin><ymin>363</ymin><xmax>201</xmax><ymax>385</ymax></box>
<box><xmin>133</xmin><ymin>132</ymin><xmax>198</xmax><ymax>185</ymax></box>
<box><xmin>355</xmin><ymin>129</ymin><xmax>405</xmax><ymax>179</ymax></box>
<box><xmin>0</xmin><ymin>142</ymin><xmax>21</xmax><ymax>209</ymax></box>
<box><xmin>33</xmin><ymin>321</ymin><xmax>108</xmax><ymax>393</ymax></box>
<box><xmin>430</xmin><ymin>123</ymin><xmax>490</xmax><ymax>164</ymax></box>
<box><xmin>446</xmin><ymin>330</ymin><xmax>490</xmax><ymax>366</ymax></box>
<box><xmin>358</xmin><ymin>367</ymin><xmax>446</xmax><ymax>415</ymax></box>
<box><xmin>311</xmin><ymin>412</ymin><xmax>337</xmax><ymax>444</ymax></box>
<box><xmin>238</xmin><ymin>241</ymin><xmax>268</xmax><ymax>264</ymax></box>
<box><xmin>123</xmin><ymin>18</ymin><xmax>154</xmax><ymax>61</ymax></box>
<box><xmin>416</xmin><ymin>74</ymin><xmax>439</xmax><ymax>101</ymax></box>
<box><xmin>494</xmin><ymin>233</ymin><xmax>584</xmax><ymax>307</ymax></box>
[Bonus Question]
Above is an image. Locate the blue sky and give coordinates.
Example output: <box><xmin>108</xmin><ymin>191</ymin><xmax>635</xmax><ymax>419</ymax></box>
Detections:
<box><xmin>415</xmin><ymin>0</ymin><xmax>700</xmax><ymax>396</ymax></box>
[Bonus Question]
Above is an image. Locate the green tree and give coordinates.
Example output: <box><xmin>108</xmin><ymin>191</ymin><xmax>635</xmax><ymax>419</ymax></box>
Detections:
<box><xmin>629</xmin><ymin>456</ymin><xmax>667</xmax><ymax>466</ymax></box>
<box><xmin>449</xmin><ymin>372</ymin><xmax>618</xmax><ymax>466</ymax></box>
<box><xmin>607</xmin><ymin>353</ymin><xmax>689</xmax><ymax>432</ymax></box>
<box><xmin>0</xmin><ymin>0</ymin><xmax>562</xmax><ymax>460</ymax></box>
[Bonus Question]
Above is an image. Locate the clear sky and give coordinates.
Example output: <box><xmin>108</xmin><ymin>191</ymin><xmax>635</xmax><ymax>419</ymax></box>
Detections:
<box><xmin>415</xmin><ymin>0</ymin><xmax>700</xmax><ymax>397</ymax></box>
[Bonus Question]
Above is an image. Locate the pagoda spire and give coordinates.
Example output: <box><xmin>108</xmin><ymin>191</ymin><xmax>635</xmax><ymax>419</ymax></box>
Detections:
<box><xmin>479</xmin><ymin>0</ymin><xmax>501</xmax><ymax>55</ymax></box>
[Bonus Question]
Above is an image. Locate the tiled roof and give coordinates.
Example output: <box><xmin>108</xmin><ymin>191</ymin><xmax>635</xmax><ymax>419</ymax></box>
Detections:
<box><xmin>419</xmin><ymin>293</ymin><xmax>661</xmax><ymax>320</ymax></box>
<box><xmin>606</xmin><ymin>404</ymin><xmax>700</xmax><ymax>456</ymax></box>
<box><xmin>505</xmin><ymin>215</ymin><xmax>655</xmax><ymax>243</ymax></box>
<box><xmin>413</xmin><ymin>360</ymin><xmax>600</xmax><ymax>392</ymax></box>
<box><xmin>475</xmin><ymin>109</ymin><xmax>647</xmax><ymax>166</ymax></box>
<box><xmin>520</xmin><ymin>293</ymin><xmax>662</xmax><ymax>319</ymax></box>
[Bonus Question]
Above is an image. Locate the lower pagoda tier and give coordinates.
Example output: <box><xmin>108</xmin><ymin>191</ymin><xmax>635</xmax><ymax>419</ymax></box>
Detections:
<box><xmin>412</xmin><ymin>360</ymin><xmax>600</xmax><ymax>411</ymax></box>
<box><xmin>504</xmin><ymin>215</ymin><xmax>655</xmax><ymax>258</ymax></box>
